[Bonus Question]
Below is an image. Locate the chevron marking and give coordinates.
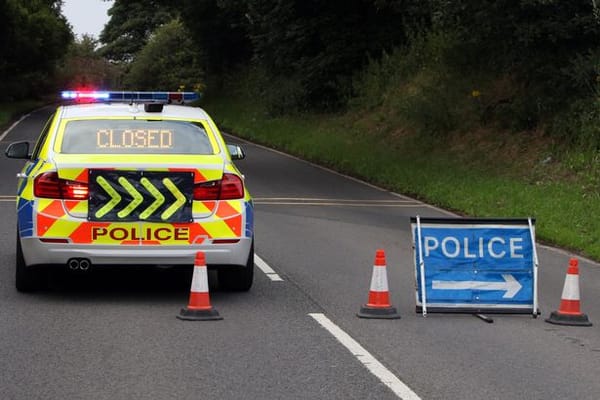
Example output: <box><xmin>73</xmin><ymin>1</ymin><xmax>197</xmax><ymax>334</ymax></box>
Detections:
<box><xmin>117</xmin><ymin>177</ymin><xmax>144</xmax><ymax>218</ymax></box>
<box><xmin>161</xmin><ymin>178</ymin><xmax>186</xmax><ymax>220</ymax></box>
<box><xmin>95</xmin><ymin>176</ymin><xmax>122</xmax><ymax>218</ymax></box>
<box><xmin>139</xmin><ymin>177</ymin><xmax>165</xmax><ymax>220</ymax></box>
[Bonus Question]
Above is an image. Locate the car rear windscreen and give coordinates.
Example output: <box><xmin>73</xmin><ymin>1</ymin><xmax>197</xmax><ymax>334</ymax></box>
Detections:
<box><xmin>60</xmin><ymin>120</ymin><xmax>214</xmax><ymax>154</ymax></box>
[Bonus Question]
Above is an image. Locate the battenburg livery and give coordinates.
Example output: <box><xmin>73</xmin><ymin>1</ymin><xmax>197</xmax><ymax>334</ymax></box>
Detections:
<box><xmin>6</xmin><ymin>91</ymin><xmax>254</xmax><ymax>292</ymax></box>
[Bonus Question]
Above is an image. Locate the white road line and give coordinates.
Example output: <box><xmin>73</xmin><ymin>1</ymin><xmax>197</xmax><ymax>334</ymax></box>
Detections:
<box><xmin>255</xmin><ymin>202</ymin><xmax>423</xmax><ymax>207</ymax></box>
<box><xmin>309</xmin><ymin>313</ymin><xmax>422</xmax><ymax>400</ymax></box>
<box><xmin>254</xmin><ymin>254</ymin><xmax>284</xmax><ymax>281</ymax></box>
<box><xmin>0</xmin><ymin>112</ymin><xmax>33</xmax><ymax>142</ymax></box>
<box><xmin>253</xmin><ymin>197</ymin><xmax>416</xmax><ymax>203</ymax></box>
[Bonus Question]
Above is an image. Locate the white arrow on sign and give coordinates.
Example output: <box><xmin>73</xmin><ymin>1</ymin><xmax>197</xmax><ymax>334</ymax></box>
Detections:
<box><xmin>432</xmin><ymin>274</ymin><xmax>522</xmax><ymax>299</ymax></box>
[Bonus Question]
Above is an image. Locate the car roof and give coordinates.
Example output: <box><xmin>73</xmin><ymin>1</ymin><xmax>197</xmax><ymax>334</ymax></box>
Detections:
<box><xmin>58</xmin><ymin>103</ymin><xmax>212</xmax><ymax>120</ymax></box>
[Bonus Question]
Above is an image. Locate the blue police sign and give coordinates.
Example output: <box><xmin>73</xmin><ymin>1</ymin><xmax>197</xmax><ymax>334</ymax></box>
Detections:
<box><xmin>411</xmin><ymin>217</ymin><xmax>539</xmax><ymax>315</ymax></box>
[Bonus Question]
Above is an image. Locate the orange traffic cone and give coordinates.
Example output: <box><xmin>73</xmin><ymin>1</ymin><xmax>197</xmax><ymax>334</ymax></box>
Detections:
<box><xmin>357</xmin><ymin>249</ymin><xmax>401</xmax><ymax>319</ymax></box>
<box><xmin>177</xmin><ymin>252</ymin><xmax>223</xmax><ymax>321</ymax></box>
<box><xmin>546</xmin><ymin>258</ymin><xmax>592</xmax><ymax>326</ymax></box>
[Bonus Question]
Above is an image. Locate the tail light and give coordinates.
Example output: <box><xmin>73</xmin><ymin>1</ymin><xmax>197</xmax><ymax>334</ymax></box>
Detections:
<box><xmin>34</xmin><ymin>172</ymin><xmax>88</xmax><ymax>200</ymax></box>
<box><xmin>194</xmin><ymin>173</ymin><xmax>244</xmax><ymax>200</ymax></box>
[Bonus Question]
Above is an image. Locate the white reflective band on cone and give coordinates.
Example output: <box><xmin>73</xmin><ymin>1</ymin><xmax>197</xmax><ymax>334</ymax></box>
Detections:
<box><xmin>191</xmin><ymin>265</ymin><xmax>209</xmax><ymax>293</ymax></box>
<box><xmin>561</xmin><ymin>274</ymin><xmax>580</xmax><ymax>300</ymax></box>
<box><xmin>370</xmin><ymin>266</ymin><xmax>389</xmax><ymax>292</ymax></box>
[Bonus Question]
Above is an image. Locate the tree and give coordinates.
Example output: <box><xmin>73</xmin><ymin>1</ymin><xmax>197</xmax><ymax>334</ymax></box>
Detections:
<box><xmin>179</xmin><ymin>0</ymin><xmax>252</xmax><ymax>74</ymax></box>
<box><xmin>124</xmin><ymin>19</ymin><xmax>204</xmax><ymax>91</ymax></box>
<box><xmin>179</xmin><ymin>0</ymin><xmax>428</xmax><ymax>111</ymax></box>
<box><xmin>0</xmin><ymin>0</ymin><xmax>72</xmax><ymax>98</ymax></box>
<box><xmin>58</xmin><ymin>34</ymin><xmax>123</xmax><ymax>90</ymax></box>
<box><xmin>99</xmin><ymin>0</ymin><xmax>180</xmax><ymax>62</ymax></box>
<box><xmin>434</xmin><ymin>1</ymin><xmax>598</xmax><ymax>91</ymax></box>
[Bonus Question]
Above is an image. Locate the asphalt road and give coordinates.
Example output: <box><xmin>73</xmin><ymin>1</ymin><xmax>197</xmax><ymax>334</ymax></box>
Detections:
<box><xmin>0</xmin><ymin>106</ymin><xmax>599</xmax><ymax>400</ymax></box>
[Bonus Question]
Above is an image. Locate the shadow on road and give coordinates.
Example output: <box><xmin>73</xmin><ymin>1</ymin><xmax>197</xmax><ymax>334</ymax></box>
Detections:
<box><xmin>33</xmin><ymin>266</ymin><xmax>222</xmax><ymax>303</ymax></box>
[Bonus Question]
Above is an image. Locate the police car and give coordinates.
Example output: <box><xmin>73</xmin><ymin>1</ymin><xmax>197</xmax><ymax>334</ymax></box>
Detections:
<box><xmin>6</xmin><ymin>91</ymin><xmax>254</xmax><ymax>292</ymax></box>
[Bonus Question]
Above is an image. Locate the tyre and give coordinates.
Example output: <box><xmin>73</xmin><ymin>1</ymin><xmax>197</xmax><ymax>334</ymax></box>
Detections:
<box><xmin>218</xmin><ymin>243</ymin><xmax>254</xmax><ymax>291</ymax></box>
<box><xmin>15</xmin><ymin>232</ymin><xmax>43</xmax><ymax>292</ymax></box>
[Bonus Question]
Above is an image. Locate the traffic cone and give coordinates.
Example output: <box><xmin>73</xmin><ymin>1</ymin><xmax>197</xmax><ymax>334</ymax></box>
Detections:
<box><xmin>545</xmin><ymin>258</ymin><xmax>592</xmax><ymax>326</ymax></box>
<box><xmin>357</xmin><ymin>249</ymin><xmax>401</xmax><ymax>319</ymax></box>
<box><xmin>177</xmin><ymin>252</ymin><xmax>223</xmax><ymax>321</ymax></box>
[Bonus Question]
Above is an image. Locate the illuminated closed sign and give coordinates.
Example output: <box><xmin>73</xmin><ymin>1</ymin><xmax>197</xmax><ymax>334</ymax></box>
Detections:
<box><xmin>96</xmin><ymin>129</ymin><xmax>174</xmax><ymax>149</ymax></box>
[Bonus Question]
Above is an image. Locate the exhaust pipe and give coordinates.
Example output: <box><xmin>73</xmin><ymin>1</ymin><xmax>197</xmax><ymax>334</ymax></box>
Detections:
<box><xmin>67</xmin><ymin>258</ymin><xmax>92</xmax><ymax>271</ymax></box>
<box><xmin>79</xmin><ymin>259</ymin><xmax>90</xmax><ymax>271</ymax></box>
<box><xmin>68</xmin><ymin>258</ymin><xmax>80</xmax><ymax>271</ymax></box>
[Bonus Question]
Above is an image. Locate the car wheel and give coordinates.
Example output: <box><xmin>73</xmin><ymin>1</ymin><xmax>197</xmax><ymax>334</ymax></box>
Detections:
<box><xmin>15</xmin><ymin>231</ymin><xmax>43</xmax><ymax>292</ymax></box>
<box><xmin>218</xmin><ymin>243</ymin><xmax>254</xmax><ymax>291</ymax></box>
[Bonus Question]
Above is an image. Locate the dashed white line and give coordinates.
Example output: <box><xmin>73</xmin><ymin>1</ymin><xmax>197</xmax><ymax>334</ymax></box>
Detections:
<box><xmin>309</xmin><ymin>313</ymin><xmax>422</xmax><ymax>400</ymax></box>
<box><xmin>254</xmin><ymin>254</ymin><xmax>284</xmax><ymax>281</ymax></box>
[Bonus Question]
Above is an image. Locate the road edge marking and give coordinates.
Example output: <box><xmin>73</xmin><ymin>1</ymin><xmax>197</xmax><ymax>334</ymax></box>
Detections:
<box><xmin>0</xmin><ymin>113</ymin><xmax>31</xmax><ymax>142</ymax></box>
<box><xmin>255</xmin><ymin>254</ymin><xmax>284</xmax><ymax>281</ymax></box>
<box><xmin>226</xmin><ymin>133</ymin><xmax>600</xmax><ymax>266</ymax></box>
<box><xmin>223</xmin><ymin>132</ymin><xmax>453</xmax><ymax>215</ymax></box>
<box><xmin>308</xmin><ymin>313</ymin><xmax>422</xmax><ymax>400</ymax></box>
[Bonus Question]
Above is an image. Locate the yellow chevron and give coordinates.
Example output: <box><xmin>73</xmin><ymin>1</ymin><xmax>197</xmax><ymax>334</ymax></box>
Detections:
<box><xmin>140</xmin><ymin>177</ymin><xmax>164</xmax><ymax>219</ymax></box>
<box><xmin>117</xmin><ymin>177</ymin><xmax>144</xmax><ymax>218</ymax></box>
<box><xmin>161</xmin><ymin>178</ymin><xmax>186</xmax><ymax>220</ymax></box>
<box><xmin>95</xmin><ymin>176</ymin><xmax>122</xmax><ymax>218</ymax></box>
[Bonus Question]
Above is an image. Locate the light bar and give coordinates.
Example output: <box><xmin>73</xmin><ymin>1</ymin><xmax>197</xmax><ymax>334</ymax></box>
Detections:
<box><xmin>60</xmin><ymin>90</ymin><xmax>199</xmax><ymax>104</ymax></box>
<box><xmin>61</xmin><ymin>91</ymin><xmax>110</xmax><ymax>100</ymax></box>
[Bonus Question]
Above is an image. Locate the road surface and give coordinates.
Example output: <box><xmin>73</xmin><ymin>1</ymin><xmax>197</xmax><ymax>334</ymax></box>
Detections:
<box><xmin>1</xmin><ymin>106</ymin><xmax>599</xmax><ymax>400</ymax></box>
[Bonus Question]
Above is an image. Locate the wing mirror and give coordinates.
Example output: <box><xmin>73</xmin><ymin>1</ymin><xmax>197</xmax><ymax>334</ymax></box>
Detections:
<box><xmin>5</xmin><ymin>141</ymin><xmax>31</xmax><ymax>159</ymax></box>
<box><xmin>227</xmin><ymin>144</ymin><xmax>245</xmax><ymax>160</ymax></box>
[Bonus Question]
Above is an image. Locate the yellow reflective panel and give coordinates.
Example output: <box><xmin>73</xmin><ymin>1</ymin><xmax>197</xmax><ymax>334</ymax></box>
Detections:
<box><xmin>42</xmin><ymin>218</ymin><xmax>79</xmax><ymax>239</ymax></box>
<box><xmin>161</xmin><ymin>178</ymin><xmax>186</xmax><ymax>220</ymax></box>
<box><xmin>139</xmin><ymin>177</ymin><xmax>165</xmax><ymax>219</ymax></box>
<box><xmin>116</xmin><ymin>177</ymin><xmax>144</xmax><ymax>218</ymax></box>
<box><xmin>94</xmin><ymin>176</ymin><xmax>122</xmax><ymax>218</ymax></box>
<box><xmin>202</xmin><ymin>220</ymin><xmax>235</xmax><ymax>239</ymax></box>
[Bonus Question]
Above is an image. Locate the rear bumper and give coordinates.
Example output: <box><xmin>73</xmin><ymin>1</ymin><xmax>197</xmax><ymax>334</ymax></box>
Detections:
<box><xmin>21</xmin><ymin>237</ymin><xmax>252</xmax><ymax>268</ymax></box>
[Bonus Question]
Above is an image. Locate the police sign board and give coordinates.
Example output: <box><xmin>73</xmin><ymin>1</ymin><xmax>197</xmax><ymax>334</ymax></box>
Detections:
<box><xmin>411</xmin><ymin>217</ymin><xmax>539</xmax><ymax>316</ymax></box>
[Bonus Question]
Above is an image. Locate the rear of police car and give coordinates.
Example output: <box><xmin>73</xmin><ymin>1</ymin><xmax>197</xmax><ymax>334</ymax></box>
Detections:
<box><xmin>7</xmin><ymin>91</ymin><xmax>254</xmax><ymax>292</ymax></box>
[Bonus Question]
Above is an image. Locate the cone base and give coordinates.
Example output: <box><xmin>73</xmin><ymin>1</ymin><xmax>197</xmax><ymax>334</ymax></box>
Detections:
<box><xmin>177</xmin><ymin>307</ymin><xmax>223</xmax><ymax>321</ymax></box>
<box><xmin>357</xmin><ymin>305</ymin><xmax>401</xmax><ymax>319</ymax></box>
<box><xmin>545</xmin><ymin>311</ymin><xmax>592</xmax><ymax>327</ymax></box>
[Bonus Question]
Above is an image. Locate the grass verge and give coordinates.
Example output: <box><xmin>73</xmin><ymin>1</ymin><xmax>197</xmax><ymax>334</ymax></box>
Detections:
<box><xmin>202</xmin><ymin>94</ymin><xmax>600</xmax><ymax>262</ymax></box>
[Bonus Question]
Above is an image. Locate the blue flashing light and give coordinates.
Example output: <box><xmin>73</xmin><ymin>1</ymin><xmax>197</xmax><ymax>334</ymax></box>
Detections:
<box><xmin>61</xmin><ymin>91</ymin><xmax>110</xmax><ymax>100</ymax></box>
<box><xmin>60</xmin><ymin>90</ymin><xmax>199</xmax><ymax>104</ymax></box>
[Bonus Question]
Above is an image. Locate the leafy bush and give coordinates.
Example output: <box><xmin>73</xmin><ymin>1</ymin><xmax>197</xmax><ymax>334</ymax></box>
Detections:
<box><xmin>124</xmin><ymin>20</ymin><xmax>204</xmax><ymax>92</ymax></box>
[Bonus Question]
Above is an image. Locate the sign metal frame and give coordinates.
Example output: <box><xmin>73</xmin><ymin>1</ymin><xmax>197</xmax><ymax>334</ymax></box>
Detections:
<box><xmin>411</xmin><ymin>217</ymin><xmax>539</xmax><ymax>316</ymax></box>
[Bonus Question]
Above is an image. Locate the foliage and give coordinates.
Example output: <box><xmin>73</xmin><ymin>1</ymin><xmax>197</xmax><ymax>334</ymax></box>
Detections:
<box><xmin>430</xmin><ymin>0</ymin><xmax>600</xmax><ymax>125</ymax></box>
<box><xmin>549</xmin><ymin>99</ymin><xmax>600</xmax><ymax>150</ymax></box>
<box><xmin>178</xmin><ymin>0</ymin><xmax>252</xmax><ymax>75</ymax></box>
<box><xmin>0</xmin><ymin>0</ymin><xmax>72</xmax><ymax>99</ymax></box>
<box><xmin>201</xmin><ymin>87</ymin><xmax>600</xmax><ymax>260</ymax></box>
<box><xmin>99</xmin><ymin>0</ymin><xmax>599</xmax><ymax>147</ymax></box>
<box><xmin>98</xmin><ymin>0</ymin><xmax>180</xmax><ymax>62</ymax></box>
<box><xmin>58</xmin><ymin>35</ymin><xmax>123</xmax><ymax>90</ymax></box>
<box><xmin>124</xmin><ymin>20</ymin><xmax>204</xmax><ymax>92</ymax></box>
<box><xmin>178</xmin><ymin>0</ymin><xmax>429</xmax><ymax>112</ymax></box>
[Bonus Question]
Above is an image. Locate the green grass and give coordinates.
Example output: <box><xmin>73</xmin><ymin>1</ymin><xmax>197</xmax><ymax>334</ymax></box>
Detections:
<box><xmin>202</xmin><ymin>94</ymin><xmax>600</xmax><ymax>261</ymax></box>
